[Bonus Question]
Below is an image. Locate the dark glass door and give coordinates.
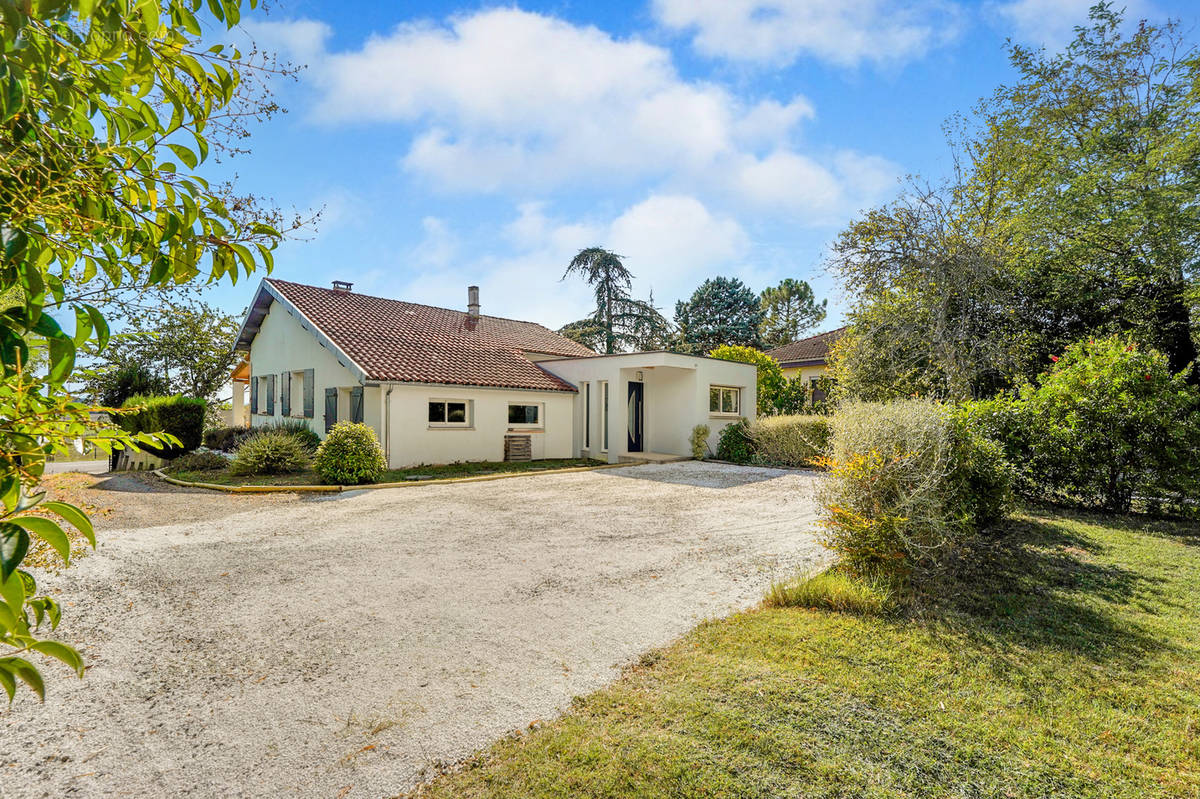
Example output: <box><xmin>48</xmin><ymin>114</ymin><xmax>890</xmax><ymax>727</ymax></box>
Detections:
<box><xmin>627</xmin><ymin>381</ymin><xmax>644</xmax><ymax>453</ymax></box>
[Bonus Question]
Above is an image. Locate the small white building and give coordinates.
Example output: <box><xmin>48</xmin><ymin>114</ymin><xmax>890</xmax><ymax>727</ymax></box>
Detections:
<box><xmin>233</xmin><ymin>279</ymin><xmax>757</xmax><ymax>468</ymax></box>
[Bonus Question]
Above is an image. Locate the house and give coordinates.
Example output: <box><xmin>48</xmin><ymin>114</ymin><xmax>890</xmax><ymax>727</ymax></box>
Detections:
<box><xmin>766</xmin><ymin>327</ymin><xmax>845</xmax><ymax>403</ymax></box>
<box><xmin>233</xmin><ymin>279</ymin><xmax>757</xmax><ymax>468</ymax></box>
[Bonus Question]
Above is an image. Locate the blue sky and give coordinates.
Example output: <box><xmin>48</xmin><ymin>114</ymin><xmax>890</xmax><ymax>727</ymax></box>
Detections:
<box><xmin>199</xmin><ymin>0</ymin><xmax>1200</xmax><ymax>332</ymax></box>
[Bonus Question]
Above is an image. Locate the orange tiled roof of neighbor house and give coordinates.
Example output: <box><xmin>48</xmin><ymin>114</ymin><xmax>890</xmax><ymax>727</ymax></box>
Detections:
<box><xmin>259</xmin><ymin>279</ymin><xmax>595</xmax><ymax>393</ymax></box>
<box><xmin>766</xmin><ymin>327</ymin><xmax>847</xmax><ymax>367</ymax></box>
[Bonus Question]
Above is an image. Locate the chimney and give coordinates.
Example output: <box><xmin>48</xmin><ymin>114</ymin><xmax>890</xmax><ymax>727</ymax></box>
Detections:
<box><xmin>467</xmin><ymin>285</ymin><xmax>480</xmax><ymax>319</ymax></box>
<box><xmin>332</xmin><ymin>280</ymin><xmax>353</xmax><ymax>292</ymax></box>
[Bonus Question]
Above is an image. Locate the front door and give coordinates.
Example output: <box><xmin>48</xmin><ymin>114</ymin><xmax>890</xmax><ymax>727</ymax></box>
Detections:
<box><xmin>627</xmin><ymin>381</ymin><xmax>644</xmax><ymax>453</ymax></box>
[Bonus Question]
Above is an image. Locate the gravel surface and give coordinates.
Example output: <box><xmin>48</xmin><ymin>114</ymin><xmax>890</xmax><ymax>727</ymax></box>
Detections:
<box><xmin>2</xmin><ymin>461</ymin><xmax>825</xmax><ymax>799</ymax></box>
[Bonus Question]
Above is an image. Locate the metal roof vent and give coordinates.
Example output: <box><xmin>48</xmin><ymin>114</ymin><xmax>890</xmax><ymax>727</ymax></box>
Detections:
<box><xmin>332</xmin><ymin>280</ymin><xmax>353</xmax><ymax>292</ymax></box>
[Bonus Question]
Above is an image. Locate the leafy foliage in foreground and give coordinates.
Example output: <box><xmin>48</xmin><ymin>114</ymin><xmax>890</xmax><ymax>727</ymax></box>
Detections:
<box><xmin>1</xmin><ymin>0</ymin><xmax>280</xmax><ymax>701</ymax></box>
<box><xmin>410</xmin><ymin>510</ymin><xmax>1200</xmax><ymax>799</ymax></box>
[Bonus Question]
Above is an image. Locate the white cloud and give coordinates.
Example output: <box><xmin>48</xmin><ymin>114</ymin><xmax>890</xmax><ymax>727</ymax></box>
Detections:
<box><xmin>385</xmin><ymin>194</ymin><xmax>748</xmax><ymax>328</ymax></box>
<box><xmin>252</xmin><ymin>8</ymin><xmax>894</xmax><ymax>221</ymax></box>
<box><xmin>607</xmin><ymin>194</ymin><xmax>750</xmax><ymax>300</ymax></box>
<box><xmin>652</xmin><ymin>0</ymin><xmax>963</xmax><ymax>68</ymax></box>
<box><xmin>240</xmin><ymin>18</ymin><xmax>331</xmax><ymax>63</ymax></box>
<box><xmin>989</xmin><ymin>0</ymin><xmax>1152</xmax><ymax>50</ymax></box>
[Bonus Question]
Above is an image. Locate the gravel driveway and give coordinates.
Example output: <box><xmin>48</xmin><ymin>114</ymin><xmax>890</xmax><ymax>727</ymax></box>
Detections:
<box><xmin>2</xmin><ymin>461</ymin><xmax>825</xmax><ymax>798</ymax></box>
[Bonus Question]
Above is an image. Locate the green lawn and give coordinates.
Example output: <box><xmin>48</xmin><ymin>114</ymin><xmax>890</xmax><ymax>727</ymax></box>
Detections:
<box><xmin>407</xmin><ymin>509</ymin><xmax>1200</xmax><ymax>798</ymax></box>
<box><xmin>168</xmin><ymin>458</ymin><xmax>604</xmax><ymax>486</ymax></box>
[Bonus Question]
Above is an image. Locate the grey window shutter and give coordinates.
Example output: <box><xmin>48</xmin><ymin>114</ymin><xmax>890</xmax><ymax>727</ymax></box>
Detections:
<box><xmin>280</xmin><ymin>372</ymin><xmax>291</xmax><ymax>417</ymax></box>
<box><xmin>324</xmin><ymin>388</ymin><xmax>338</xmax><ymax>433</ymax></box>
<box><xmin>350</xmin><ymin>386</ymin><xmax>364</xmax><ymax>423</ymax></box>
<box><xmin>250</xmin><ymin>375</ymin><xmax>258</xmax><ymax>415</ymax></box>
<box><xmin>302</xmin><ymin>369</ymin><xmax>315</xmax><ymax>418</ymax></box>
<box><xmin>266</xmin><ymin>374</ymin><xmax>276</xmax><ymax>415</ymax></box>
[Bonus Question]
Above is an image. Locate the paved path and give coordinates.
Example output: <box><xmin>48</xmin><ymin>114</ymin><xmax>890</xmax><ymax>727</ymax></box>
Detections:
<box><xmin>43</xmin><ymin>459</ymin><xmax>110</xmax><ymax>475</ymax></box>
<box><xmin>2</xmin><ymin>461</ymin><xmax>825</xmax><ymax>799</ymax></box>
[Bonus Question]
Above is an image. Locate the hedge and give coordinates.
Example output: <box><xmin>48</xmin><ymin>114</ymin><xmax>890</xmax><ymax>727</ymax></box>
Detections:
<box><xmin>118</xmin><ymin>394</ymin><xmax>206</xmax><ymax>459</ymax></box>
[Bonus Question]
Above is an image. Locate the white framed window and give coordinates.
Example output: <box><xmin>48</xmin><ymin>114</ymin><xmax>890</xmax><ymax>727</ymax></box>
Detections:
<box><xmin>507</xmin><ymin>402</ymin><xmax>541</xmax><ymax>427</ymax></box>
<box><xmin>428</xmin><ymin>399</ymin><xmax>470</xmax><ymax>428</ymax></box>
<box><xmin>709</xmin><ymin>385</ymin><xmax>741</xmax><ymax>416</ymax></box>
<box><xmin>600</xmin><ymin>380</ymin><xmax>609</xmax><ymax>451</ymax></box>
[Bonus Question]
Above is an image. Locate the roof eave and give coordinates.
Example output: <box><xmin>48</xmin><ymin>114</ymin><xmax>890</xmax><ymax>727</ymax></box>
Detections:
<box><xmin>237</xmin><ymin>279</ymin><xmax>371</xmax><ymax>383</ymax></box>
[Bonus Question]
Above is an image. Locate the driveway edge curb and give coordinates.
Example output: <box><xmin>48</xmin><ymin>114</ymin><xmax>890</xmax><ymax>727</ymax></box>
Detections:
<box><xmin>152</xmin><ymin>460</ymin><xmax>650</xmax><ymax>494</ymax></box>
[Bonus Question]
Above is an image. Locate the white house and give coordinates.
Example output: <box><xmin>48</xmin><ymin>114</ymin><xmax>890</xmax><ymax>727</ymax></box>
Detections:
<box><xmin>233</xmin><ymin>279</ymin><xmax>757</xmax><ymax>468</ymax></box>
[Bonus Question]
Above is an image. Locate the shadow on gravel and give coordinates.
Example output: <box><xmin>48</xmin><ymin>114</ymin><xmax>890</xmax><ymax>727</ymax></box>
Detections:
<box><xmin>601</xmin><ymin>462</ymin><xmax>797</xmax><ymax>489</ymax></box>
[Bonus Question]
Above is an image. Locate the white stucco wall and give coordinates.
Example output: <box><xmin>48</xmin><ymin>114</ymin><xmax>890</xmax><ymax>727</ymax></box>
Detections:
<box><xmin>542</xmin><ymin>353</ymin><xmax>757</xmax><ymax>463</ymax></box>
<box><xmin>381</xmin><ymin>384</ymin><xmax>575</xmax><ymax>468</ymax></box>
<box><xmin>246</xmin><ymin>301</ymin><xmax>365</xmax><ymax>436</ymax></box>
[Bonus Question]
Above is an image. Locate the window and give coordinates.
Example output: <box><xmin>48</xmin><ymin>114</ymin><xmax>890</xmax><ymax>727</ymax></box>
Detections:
<box><xmin>709</xmin><ymin>386</ymin><xmax>740</xmax><ymax>415</ymax></box>
<box><xmin>428</xmin><ymin>400</ymin><xmax>469</xmax><ymax>427</ymax></box>
<box><xmin>600</xmin><ymin>381</ymin><xmax>609</xmax><ymax>451</ymax></box>
<box><xmin>289</xmin><ymin>371</ymin><xmax>306</xmax><ymax>417</ymax></box>
<box><xmin>257</xmin><ymin>375</ymin><xmax>275</xmax><ymax>416</ymax></box>
<box><xmin>508</xmin><ymin>403</ymin><xmax>540</xmax><ymax>425</ymax></box>
<box><xmin>583</xmin><ymin>382</ymin><xmax>591</xmax><ymax>448</ymax></box>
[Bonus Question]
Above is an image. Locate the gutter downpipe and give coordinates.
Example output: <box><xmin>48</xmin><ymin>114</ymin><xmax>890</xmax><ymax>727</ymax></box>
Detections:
<box><xmin>384</xmin><ymin>384</ymin><xmax>394</xmax><ymax>467</ymax></box>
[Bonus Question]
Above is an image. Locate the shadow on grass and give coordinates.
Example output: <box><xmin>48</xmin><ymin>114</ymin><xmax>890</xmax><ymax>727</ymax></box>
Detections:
<box><xmin>919</xmin><ymin>512</ymin><xmax>1165</xmax><ymax>664</ymax></box>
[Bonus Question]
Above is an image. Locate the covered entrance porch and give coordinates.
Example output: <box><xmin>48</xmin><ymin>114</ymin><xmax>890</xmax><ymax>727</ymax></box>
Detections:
<box><xmin>539</xmin><ymin>351</ymin><xmax>758</xmax><ymax>465</ymax></box>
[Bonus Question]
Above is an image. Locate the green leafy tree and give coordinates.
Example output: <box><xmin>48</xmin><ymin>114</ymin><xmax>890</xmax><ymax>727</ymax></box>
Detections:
<box><xmin>709</xmin><ymin>344</ymin><xmax>783</xmax><ymax>415</ymax></box>
<box><xmin>674</xmin><ymin>277</ymin><xmax>764</xmax><ymax>353</ymax></box>
<box><xmin>759</xmin><ymin>278</ymin><xmax>827</xmax><ymax>349</ymax></box>
<box><xmin>0</xmin><ymin>0</ymin><xmax>285</xmax><ymax>702</ymax></box>
<box><xmin>560</xmin><ymin>248</ymin><xmax>671</xmax><ymax>353</ymax></box>
<box><xmin>832</xmin><ymin>5</ymin><xmax>1200</xmax><ymax>400</ymax></box>
<box><xmin>973</xmin><ymin>6</ymin><xmax>1200</xmax><ymax>382</ymax></box>
<box><xmin>82</xmin><ymin>299</ymin><xmax>241</xmax><ymax>403</ymax></box>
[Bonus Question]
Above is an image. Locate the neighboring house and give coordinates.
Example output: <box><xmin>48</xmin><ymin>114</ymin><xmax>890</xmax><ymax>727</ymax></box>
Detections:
<box><xmin>233</xmin><ymin>279</ymin><xmax>757</xmax><ymax>468</ymax></box>
<box><xmin>766</xmin><ymin>327</ymin><xmax>846</xmax><ymax>403</ymax></box>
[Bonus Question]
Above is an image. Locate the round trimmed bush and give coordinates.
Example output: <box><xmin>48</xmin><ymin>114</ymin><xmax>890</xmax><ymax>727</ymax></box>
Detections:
<box><xmin>314</xmin><ymin>422</ymin><xmax>386</xmax><ymax>485</ymax></box>
<box><xmin>230</xmin><ymin>430</ymin><xmax>309</xmax><ymax>476</ymax></box>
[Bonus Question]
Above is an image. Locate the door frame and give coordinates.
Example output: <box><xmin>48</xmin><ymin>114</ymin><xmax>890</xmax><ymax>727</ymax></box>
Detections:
<box><xmin>627</xmin><ymin>380</ymin><xmax>644</xmax><ymax>453</ymax></box>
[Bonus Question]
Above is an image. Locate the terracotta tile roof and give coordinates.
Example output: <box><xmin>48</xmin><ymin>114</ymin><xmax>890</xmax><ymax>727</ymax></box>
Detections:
<box><xmin>766</xmin><ymin>327</ymin><xmax>847</xmax><ymax>366</ymax></box>
<box><xmin>264</xmin><ymin>279</ymin><xmax>595</xmax><ymax>392</ymax></box>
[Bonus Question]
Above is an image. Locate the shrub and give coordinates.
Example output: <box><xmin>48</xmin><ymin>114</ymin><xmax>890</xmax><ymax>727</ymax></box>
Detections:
<box><xmin>750</xmin><ymin>414</ymin><xmax>830</xmax><ymax>467</ymax></box>
<box><xmin>708</xmin><ymin>344</ymin><xmax>780</xmax><ymax>415</ymax></box>
<box><xmin>258</xmin><ymin>419</ymin><xmax>321</xmax><ymax>453</ymax></box>
<box><xmin>169</xmin><ymin>450</ymin><xmax>229</xmax><ymax>472</ymax></box>
<box><xmin>773</xmin><ymin>376</ymin><xmax>811</xmax><ymax>415</ymax></box>
<box><xmin>230</xmin><ymin>430</ymin><xmax>310</xmax><ymax>476</ymax></box>
<box><xmin>964</xmin><ymin>336</ymin><xmax>1200</xmax><ymax>515</ymax></box>
<box><xmin>118</xmin><ymin>394</ymin><xmax>206</xmax><ymax>458</ymax></box>
<box><xmin>765</xmin><ymin>566</ymin><xmax>895</xmax><ymax>614</ymax></box>
<box><xmin>204</xmin><ymin>426</ymin><xmax>252</xmax><ymax>452</ymax></box>
<box><xmin>716</xmin><ymin>418</ymin><xmax>754</xmax><ymax>463</ymax></box>
<box><xmin>689</xmin><ymin>424</ymin><xmax>710</xmax><ymax>460</ymax></box>
<box><xmin>820</xmin><ymin>400</ymin><xmax>1011</xmax><ymax>581</ymax></box>
<box><xmin>314</xmin><ymin>422</ymin><xmax>386</xmax><ymax>485</ymax></box>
